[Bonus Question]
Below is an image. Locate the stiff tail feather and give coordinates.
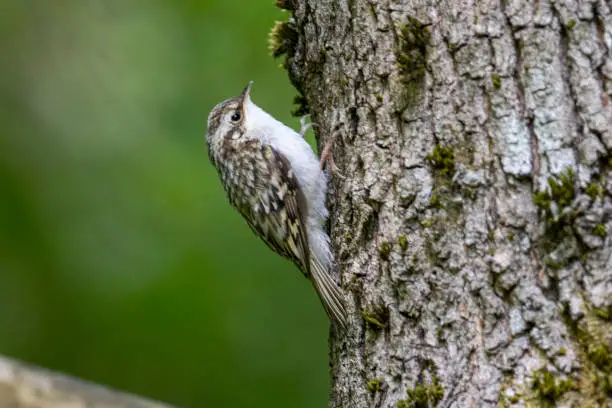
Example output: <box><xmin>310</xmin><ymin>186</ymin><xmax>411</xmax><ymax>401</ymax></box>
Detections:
<box><xmin>310</xmin><ymin>256</ymin><xmax>348</xmax><ymax>330</ymax></box>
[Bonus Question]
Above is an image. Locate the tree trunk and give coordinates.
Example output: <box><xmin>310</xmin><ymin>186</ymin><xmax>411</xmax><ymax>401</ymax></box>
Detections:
<box><xmin>274</xmin><ymin>0</ymin><xmax>612</xmax><ymax>406</ymax></box>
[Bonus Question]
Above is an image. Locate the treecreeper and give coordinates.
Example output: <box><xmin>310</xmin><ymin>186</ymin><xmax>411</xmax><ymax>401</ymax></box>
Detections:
<box><xmin>205</xmin><ymin>82</ymin><xmax>347</xmax><ymax>329</ymax></box>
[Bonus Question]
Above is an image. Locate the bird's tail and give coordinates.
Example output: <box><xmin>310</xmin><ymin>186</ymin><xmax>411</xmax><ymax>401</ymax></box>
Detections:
<box><xmin>310</xmin><ymin>256</ymin><xmax>348</xmax><ymax>330</ymax></box>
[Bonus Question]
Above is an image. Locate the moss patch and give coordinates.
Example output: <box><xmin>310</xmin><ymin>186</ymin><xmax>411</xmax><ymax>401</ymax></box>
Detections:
<box><xmin>508</xmin><ymin>394</ymin><xmax>520</xmax><ymax>404</ymax></box>
<box><xmin>491</xmin><ymin>74</ymin><xmax>502</xmax><ymax>89</ymax></box>
<box><xmin>362</xmin><ymin>304</ymin><xmax>389</xmax><ymax>331</ymax></box>
<box><xmin>362</xmin><ymin>311</ymin><xmax>385</xmax><ymax>329</ymax></box>
<box><xmin>291</xmin><ymin>94</ymin><xmax>310</xmax><ymax>117</ymax></box>
<box><xmin>274</xmin><ymin>0</ymin><xmax>296</xmax><ymax>11</ymax></box>
<box><xmin>268</xmin><ymin>20</ymin><xmax>297</xmax><ymax>58</ymax></box>
<box><xmin>379</xmin><ymin>241</ymin><xmax>391</xmax><ymax>260</ymax></box>
<box><xmin>398</xmin><ymin>235</ymin><xmax>408</xmax><ymax>251</ymax></box>
<box><xmin>426</xmin><ymin>145</ymin><xmax>455</xmax><ymax>177</ymax></box>
<box><xmin>397</xmin><ymin>361</ymin><xmax>444</xmax><ymax>408</ymax></box>
<box><xmin>530</xmin><ymin>368</ymin><xmax>574</xmax><ymax>407</ymax></box>
<box><xmin>421</xmin><ymin>218</ymin><xmax>434</xmax><ymax>228</ymax></box>
<box><xmin>396</xmin><ymin>18</ymin><xmax>429</xmax><ymax>82</ymax></box>
<box><xmin>429</xmin><ymin>191</ymin><xmax>442</xmax><ymax>208</ymax></box>
<box><xmin>588</xmin><ymin>344</ymin><xmax>612</xmax><ymax>372</ymax></box>
<box><xmin>396</xmin><ymin>17</ymin><xmax>430</xmax><ymax>106</ymax></box>
<box><xmin>561</xmin><ymin>305</ymin><xmax>612</xmax><ymax>405</ymax></box>
<box><xmin>533</xmin><ymin>167</ymin><xmax>578</xmax><ymax>246</ymax></box>
<box><xmin>397</xmin><ymin>382</ymin><xmax>443</xmax><ymax>408</ymax></box>
<box><xmin>423</xmin><ymin>145</ymin><xmax>462</xmax><ymax>228</ymax></box>
<box><xmin>593</xmin><ymin>224</ymin><xmax>606</xmax><ymax>237</ymax></box>
<box><xmin>268</xmin><ymin>18</ymin><xmax>310</xmax><ymax>117</ymax></box>
<box><xmin>418</xmin><ymin>145</ymin><xmax>464</xmax><ymax>265</ymax></box>
<box><xmin>367</xmin><ymin>378</ymin><xmax>383</xmax><ymax>393</ymax></box>
<box><xmin>594</xmin><ymin>305</ymin><xmax>611</xmax><ymax>321</ymax></box>
<box><xmin>533</xmin><ymin>168</ymin><xmax>575</xmax><ymax>214</ymax></box>
<box><xmin>585</xmin><ymin>182</ymin><xmax>603</xmax><ymax>199</ymax></box>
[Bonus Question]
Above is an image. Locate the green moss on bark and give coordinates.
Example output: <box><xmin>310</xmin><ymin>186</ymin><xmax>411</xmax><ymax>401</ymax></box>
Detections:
<box><xmin>362</xmin><ymin>304</ymin><xmax>389</xmax><ymax>331</ymax></box>
<box><xmin>396</xmin><ymin>17</ymin><xmax>430</xmax><ymax>107</ymax></box>
<box><xmin>367</xmin><ymin>378</ymin><xmax>383</xmax><ymax>393</ymax></box>
<box><xmin>491</xmin><ymin>74</ymin><xmax>502</xmax><ymax>89</ymax></box>
<box><xmin>397</xmin><ymin>361</ymin><xmax>444</xmax><ymax>408</ymax></box>
<box><xmin>426</xmin><ymin>146</ymin><xmax>455</xmax><ymax>177</ymax></box>
<box><xmin>378</xmin><ymin>241</ymin><xmax>391</xmax><ymax>260</ymax></box>
<box><xmin>560</xmin><ymin>306</ymin><xmax>612</xmax><ymax>405</ymax></box>
<box><xmin>530</xmin><ymin>368</ymin><xmax>574</xmax><ymax>407</ymax></box>
<box><xmin>268</xmin><ymin>20</ymin><xmax>297</xmax><ymax>58</ymax></box>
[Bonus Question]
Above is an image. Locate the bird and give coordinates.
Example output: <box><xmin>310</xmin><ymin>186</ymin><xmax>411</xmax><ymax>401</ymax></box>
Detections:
<box><xmin>205</xmin><ymin>81</ymin><xmax>347</xmax><ymax>329</ymax></box>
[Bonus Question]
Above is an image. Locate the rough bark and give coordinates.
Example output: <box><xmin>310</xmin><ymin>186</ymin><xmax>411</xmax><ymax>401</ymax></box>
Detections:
<box><xmin>274</xmin><ymin>0</ymin><xmax>612</xmax><ymax>406</ymax></box>
<box><xmin>0</xmin><ymin>355</ymin><xmax>175</xmax><ymax>408</ymax></box>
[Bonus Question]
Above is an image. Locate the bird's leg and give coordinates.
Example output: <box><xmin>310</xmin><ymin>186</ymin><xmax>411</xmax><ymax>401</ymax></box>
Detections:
<box><xmin>299</xmin><ymin>114</ymin><xmax>318</xmax><ymax>137</ymax></box>
<box><xmin>319</xmin><ymin>140</ymin><xmax>345</xmax><ymax>179</ymax></box>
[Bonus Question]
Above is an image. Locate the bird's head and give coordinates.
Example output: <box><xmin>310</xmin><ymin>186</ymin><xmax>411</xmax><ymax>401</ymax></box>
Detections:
<box><xmin>206</xmin><ymin>81</ymin><xmax>254</xmax><ymax>145</ymax></box>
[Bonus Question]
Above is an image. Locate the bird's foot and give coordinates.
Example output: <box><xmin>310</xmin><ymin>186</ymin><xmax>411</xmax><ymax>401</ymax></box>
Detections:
<box><xmin>319</xmin><ymin>141</ymin><xmax>345</xmax><ymax>180</ymax></box>
<box><xmin>299</xmin><ymin>114</ymin><xmax>318</xmax><ymax>137</ymax></box>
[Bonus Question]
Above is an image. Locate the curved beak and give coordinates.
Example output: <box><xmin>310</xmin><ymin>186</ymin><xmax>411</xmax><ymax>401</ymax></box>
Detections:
<box><xmin>239</xmin><ymin>81</ymin><xmax>253</xmax><ymax>114</ymax></box>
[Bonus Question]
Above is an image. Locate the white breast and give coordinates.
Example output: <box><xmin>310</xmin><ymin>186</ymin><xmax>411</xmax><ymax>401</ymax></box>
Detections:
<box><xmin>244</xmin><ymin>100</ymin><xmax>331</xmax><ymax>268</ymax></box>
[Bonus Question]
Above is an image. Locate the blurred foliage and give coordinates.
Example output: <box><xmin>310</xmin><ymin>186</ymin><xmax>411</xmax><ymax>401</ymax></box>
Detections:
<box><xmin>0</xmin><ymin>1</ymin><xmax>330</xmax><ymax>407</ymax></box>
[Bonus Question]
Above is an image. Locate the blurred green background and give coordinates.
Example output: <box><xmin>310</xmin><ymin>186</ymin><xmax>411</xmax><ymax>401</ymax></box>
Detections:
<box><xmin>0</xmin><ymin>1</ymin><xmax>331</xmax><ymax>407</ymax></box>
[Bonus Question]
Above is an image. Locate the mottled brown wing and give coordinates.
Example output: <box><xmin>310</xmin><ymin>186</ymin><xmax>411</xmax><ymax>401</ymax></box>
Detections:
<box><xmin>232</xmin><ymin>141</ymin><xmax>311</xmax><ymax>277</ymax></box>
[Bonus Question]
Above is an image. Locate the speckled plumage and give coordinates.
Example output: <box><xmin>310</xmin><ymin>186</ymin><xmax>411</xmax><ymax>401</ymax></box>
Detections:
<box><xmin>205</xmin><ymin>82</ymin><xmax>347</xmax><ymax>329</ymax></box>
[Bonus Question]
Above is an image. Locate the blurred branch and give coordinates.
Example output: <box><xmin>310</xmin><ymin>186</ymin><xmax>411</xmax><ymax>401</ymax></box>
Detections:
<box><xmin>0</xmin><ymin>355</ymin><xmax>177</xmax><ymax>408</ymax></box>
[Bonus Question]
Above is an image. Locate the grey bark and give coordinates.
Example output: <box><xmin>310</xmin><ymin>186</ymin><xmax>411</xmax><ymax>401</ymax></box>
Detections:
<box><xmin>0</xmin><ymin>355</ymin><xmax>175</xmax><ymax>408</ymax></box>
<box><xmin>279</xmin><ymin>0</ymin><xmax>612</xmax><ymax>407</ymax></box>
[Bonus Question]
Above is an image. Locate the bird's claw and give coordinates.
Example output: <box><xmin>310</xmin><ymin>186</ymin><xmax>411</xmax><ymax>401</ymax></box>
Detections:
<box><xmin>319</xmin><ymin>141</ymin><xmax>345</xmax><ymax>180</ymax></box>
<box><xmin>299</xmin><ymin>114</ymin><xmax>318</xmax><ymax>137</ymax></box>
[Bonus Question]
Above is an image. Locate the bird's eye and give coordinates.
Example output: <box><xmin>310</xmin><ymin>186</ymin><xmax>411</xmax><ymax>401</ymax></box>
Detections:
<box><xmin>231</xmin><ymin>112</ymin><xmax>241</xmax><ymax>122</ymax></box>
